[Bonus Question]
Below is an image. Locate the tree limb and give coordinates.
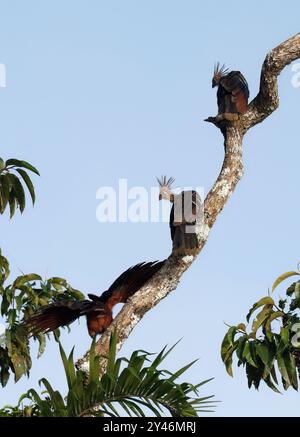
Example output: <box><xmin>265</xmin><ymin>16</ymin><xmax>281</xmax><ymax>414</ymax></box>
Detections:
<box><xmin>76</xmin><ymin>32</ymin><xmax>300</xmax><ymax>375</ymax></box>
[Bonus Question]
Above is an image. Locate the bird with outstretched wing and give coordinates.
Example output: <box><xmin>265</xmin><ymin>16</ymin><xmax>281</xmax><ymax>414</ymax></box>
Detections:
<box><xmin>25</xmin><ymin>261</ymin><xmax>165</xmax><ymax>337</ymax></box>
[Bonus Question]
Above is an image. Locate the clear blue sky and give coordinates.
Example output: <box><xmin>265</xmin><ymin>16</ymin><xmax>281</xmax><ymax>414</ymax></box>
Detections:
<box><xmin>0</xmin><ymin>0</ymin><xmax>300</xmax><ymax>417</ymax></box>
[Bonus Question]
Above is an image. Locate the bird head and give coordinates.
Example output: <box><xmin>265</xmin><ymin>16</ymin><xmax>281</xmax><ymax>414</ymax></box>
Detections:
<box><xmin>212</xmin><ymin>62</ymin><xmax>228</xmax><ymax>88</ymax></box>
<box><xmin>157</xmin><ymin>175</ymin><xmax>175</xmax><ymax>201</ymax></box>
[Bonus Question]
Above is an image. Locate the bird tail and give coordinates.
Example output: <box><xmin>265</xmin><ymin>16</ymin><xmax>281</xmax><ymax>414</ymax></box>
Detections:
<box><xmin>172</xmin><ymin>225</ymin><xmax>198</xmax><ymax>256</ymax></box>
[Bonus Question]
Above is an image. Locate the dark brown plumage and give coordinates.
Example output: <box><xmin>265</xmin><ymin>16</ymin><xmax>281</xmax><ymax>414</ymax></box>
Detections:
<box><xmin>212</xmin><ymin>63</ymin><xmax>249</xmax><ymax>116</ymax></box>
<box><xmin>158</xmin><ymin>176</ymin><xmax>202</xmax><ymax>256</ymax></box>
<box><xmin>25</xmin><ymin>261</ymin><xmax>165</xmax><ymax>338</ymax></box>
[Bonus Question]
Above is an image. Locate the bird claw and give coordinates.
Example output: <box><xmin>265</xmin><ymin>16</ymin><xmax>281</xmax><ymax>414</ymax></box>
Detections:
<box><xmin>204</xmin><ymin>113</ymin><xmax>240</xmax><ymax>125</ymax></box>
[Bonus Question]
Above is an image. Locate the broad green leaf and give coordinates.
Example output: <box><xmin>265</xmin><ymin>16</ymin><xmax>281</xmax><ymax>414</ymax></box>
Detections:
<box><xmin>263</xmin><ymin>374</ymin><xmax>281</xmax><ymax>393</ymax></box>
<box><xmin>49</xmin><ymin>277</ymin><xmax>68</xmax><ymax>286</ymax></box>
<box><xmin>5</xmin><ymin>159</ymin><xmax>40</xmax><ymax>176</ymax></box>
<box><xmin>272</xmin><ymin>271</ymin><xmax>299</xmax><ymax>292</ymax></box>
<box><xmin>280</xmin><ymin>327</ymin><xmax>290</xmax><ymax>345</ymax></box>
<box><xmin>221</xmin><ymin>333</ymin><xmax>231</xmax><ymax>362</ymax></box>
<box><xmin>9</xmin><ymin>174</ymin><xmax>26</xmax><ymax>213</ymax></box>
<box><xmin>246</xmin><ymin>362</ymin><xmax>262</xmax><ymax>390</ymax></box>
<box><xmin>0</xmin><ymin>174</ymin><xmax>10</xmax><ymax>214</ymax></box>
<box><xmin>8</xmin><ymin>191</ymin><xmax>16</xmax><ymax>218</ymax></box>
<box><xmin>13</xmin><ymin>274</ymin><xmax>42</xmax><ymax>289</ymax></box>
<box><xmin>59</xmin><ymin>343</ymin><xmax>76</xmax><ymax>389</ymax></box>
<box><xmin>256</xmin><ymin>342</ymin><xmax>271</xmax><ymax>367</ymax></box>
<box><xmin>16</xmin><ymin>169</ymin><xmax>36</xmax><ymax>205</ymax></box>
<box><xmin>226</xmin><ymin>326</ymin><xmax>237</xmax><ymax>346</ymax></box>
<box><xmin>0</xmin><ymin>254</ymin><xmax>10</xmax><ymax>283</ymax></box>
<box><xmin>264</xmin><ymin>311</ymin><xmax>284</xmax><ymax>341</ymax></box>
<box><xmin>236</xmin><ymin>336</ymin><xmax>247</xmax><ymax>361</ymax></box>
<box><xmin>295</xmin><ymin>282</ymin><xmax>300</xmax><ymax>299</ymax></box>
<box><xmin>251</xmin><ymin>305</ymin><xmax>273</xmax><ymax>334</ymax></box>
<box><xmin>286</xmin><ymin>282</ymin><xmax>296</xmax><ymax>296</ymax></box>
<box><xmin>223</xmin><ymin>343</ymin><xmax>237</xmax><ymax>377</ymax></box>
<box><xmin>37</xmin><ymin>334</ymin><xmax>46</xmax><ymax>358</ymax></box>
<box><xmin>243</xmin><ymin>342</ymin><xmax>258</xmax><ymax>368</ymax></box>
<box><xmin>89</xmin><ymin>337</ymin><xmax>100</xmax><ymax>384</ymax></box>
<box><xmin>246</xmin><ymin>297</ymin><xmax>274</xmax><ymax>323</ymax></box>
<box><xmin>277</xmin><ymin>351</ymin><xmax>297</xmax><ymax>390</ymax></box>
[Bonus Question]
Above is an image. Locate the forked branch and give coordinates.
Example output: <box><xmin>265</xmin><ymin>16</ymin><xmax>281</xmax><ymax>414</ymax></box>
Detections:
<box><xmin>76</xmin><ymin>32</ymin><xmax>300</xmax><ymax>375</ymax></box>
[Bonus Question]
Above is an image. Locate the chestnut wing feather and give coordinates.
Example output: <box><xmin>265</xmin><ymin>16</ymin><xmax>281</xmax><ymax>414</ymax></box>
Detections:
<box><xmin>25</xmin><ymin>299</ymin><xmax>104</xmax><ymax>335</ymax></box>
<box><xmin>218</xmin><ymin>71</ymin><xmax>249</xmax><ymax>114</ymax></box>
<box><xmin>98</xmin><ymin>261</ymin><xmax>165</xmax><ymax>309</ymax></box>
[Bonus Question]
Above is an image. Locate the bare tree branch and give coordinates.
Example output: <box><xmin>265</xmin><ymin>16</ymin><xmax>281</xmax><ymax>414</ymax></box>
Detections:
<box><xmin>243</xmin><ymin>32</ymin><xmax>300</xmax><ymax>129</ymax></box>
<box><xmin>76</xmin><ymin>32</ymin><xmax>300</xmax><ymax>374</ymax></box>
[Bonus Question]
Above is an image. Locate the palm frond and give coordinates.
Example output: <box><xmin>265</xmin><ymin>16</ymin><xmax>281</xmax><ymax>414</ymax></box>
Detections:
<box><xmin>1</xmin><ymin>333</ymin><xmax>216</xmax><ymax>417</ymax></box>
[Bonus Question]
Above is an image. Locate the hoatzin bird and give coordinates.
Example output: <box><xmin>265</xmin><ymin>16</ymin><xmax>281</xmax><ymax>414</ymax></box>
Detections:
<box><xmin>158</xmin><ymin>176</ymin><xmax>202</xmax><ymax>256</ymax></box>
<box><xmin>212</xmin><ymin>63</ymin><xmax>249</xmax><ymax>119</ymax></box>
<box><xmin>25</xmin><ymin>261</ymin><xmax>164</xmax><ymax>338</ymax></box>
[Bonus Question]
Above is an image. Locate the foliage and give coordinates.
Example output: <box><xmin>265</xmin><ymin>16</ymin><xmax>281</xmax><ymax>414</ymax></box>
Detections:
<box><xmin>221</xmin><ymin>265</ymin><xmax>300</xmax><ymax>392</ymax></box>
<box><xmin>0</xmin><ymin>334</ymin><xmax>215</xmax><ymax>417</ymax></box>
<box><xmin>0</xmin><ymin>159</ymin><xmax>216</xmax><ymax>418</ymax></box>
<box><xmin>0</xmin><ymin>158</ymin><xmax>40</xmax><ymax>217</ymax></box>
<box><xmin>0</xmin><ymin>251</ymin><xmax>84</xmax><ymax>387</ymax></box>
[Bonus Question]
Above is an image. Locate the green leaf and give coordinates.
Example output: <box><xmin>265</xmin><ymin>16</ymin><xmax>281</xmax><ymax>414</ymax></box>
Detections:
<box><xmin>49</xmin><ymin>277</ymin><xmax>68</xmax><ymax>286</ymax></box>
<box><xmin>272</xmin><ymin>271</ymin><xmax>300</xmax><ymax>292</ymax></box>
<box><xmin>277</xmin><ymin>351</ymin><xmax>298</xmax><ymax>390</ymax></box>
<box><xmin>226</xmin><ymin>326</ymin><xmax>237</xmax><ymax>346</ymax></box>
<box><xmin>263</xmin><ymin>374</ymin><xmax>281</xmax><ymax>393</ymax></box>
<box><xmin>0</xmin><ymin>254</ymin><xmax>10</xmax><ymax>283</ymax></box>
<box><xmin>286</xmin><ymin>282</ymin><xmax>296</xmax><ymax>296</ymax></box>
<box><xmin>1</xmin><ymin>339</ymin><xmax>216</xmax><ymax>417</ymax></box>
<box><xmin>13</xmin><ymin>274</ymin><xmax>42</xmax><ymax>289</ymax></box>
<box><xmin>9</xmin><ymin>174</ymin><xmax>26</xmax><ymax>213</ymax></box>
<box><xmin>0</xmin><ymin>174</ymin><xmax>10</xmax><ymax>214</ymax></box>
<box><xmin>221</xmin><ymin>333</ymin><xmax>231</xmax><ymax>362</ymax></box>
<box><xmin>295</xmin><ymin>282</ymin><xmax>300</xmax><ymax>299</ymax></box>
<box><xmin>246</xmin><ymin>297</ymin><xmax>274</xmax><ymax>323</ymax></box>
<box><xmin>280</xmin><ymin>327</ymin><xmax>290</xmax><ymax>345</ymax></box>
<box><xmin>37</xmin><ymin>334</ymin><xmax>46</xmax><ymax>358</ymax></box>
<box><xmin>8</xmin><ymin>191</ymin><xmax>16</xmax><ymax>218</ymax></box>
<box><xmin>89</xmin><ymin>337</ymin><xmax>100</xmax><ymax>385</ymax></box>
<box><xmin>59</xmin><ymin>343</ymin><xmax>76</xmax><ymax>389</ymax></box>
<box><xmin>236</xmin><ymin>336</ymin><xmax>247</xmax><ymax>361</ymax></box>
<box><xmin>251</xmin><ymin>305</ymin><xmax>273</xmax><ymax>335</ymax></box>
<box><xmin>246</xmin><ymin>363</ymin><xmax>262</xmax><ymax>390</ymax></box>
<box><xmin>243</xmin><ymin>342</ymin><xmax>258</xmax><ymax>368</ymax></box>
<box><xmin>5</xmin><ymin>159</ymin><xmax>40</xmax><ymax>176</ymax></box>
<box><xmin>16</xmin><ymin>169</ymin><xmax>36</xmax><ymax>205</ymax></box>
<box><xmin>256</xmin><ymin>343</ymin><xmax>269</xmax><ymax>365</ymax></box>
<box><xmin>222</xmin><ymin>342</ymin><xmax>237</xmax><ymax>377</ymax></box>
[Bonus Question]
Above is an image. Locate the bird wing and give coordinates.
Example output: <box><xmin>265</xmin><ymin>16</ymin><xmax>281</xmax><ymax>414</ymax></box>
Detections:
<box><xmin>220</xmin><ymin>71</ymin><xmax>249</xmax><ymax>99</ymax></box>
<box><xmin>26</xmin><ymin>262</ymin><xmax>165</xmax><ymax>336</ymax></box>
<box><xmin>98</xmin><ymin>261</ymin><xmax>165</xmax><ymax>310</ymax></box>
<box><xmin>25</xmin><ymin>299</ymin><xmax>104</xmax><ymax>335</ymax></box>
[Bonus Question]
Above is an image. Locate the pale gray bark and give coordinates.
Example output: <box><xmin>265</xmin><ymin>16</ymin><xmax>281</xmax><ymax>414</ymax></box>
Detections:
<box><xmin>76</xmin><ymin>32</ymin><xmax>300</xmax><ymax>375</ymax></box>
